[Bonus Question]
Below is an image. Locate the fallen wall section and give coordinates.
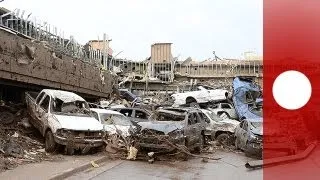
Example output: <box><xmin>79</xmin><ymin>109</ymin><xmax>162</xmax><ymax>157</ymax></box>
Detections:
<box><xmin>0</xmin><ymin>27</ymin><xmax>115</xmax><ymax>98</ymax></box>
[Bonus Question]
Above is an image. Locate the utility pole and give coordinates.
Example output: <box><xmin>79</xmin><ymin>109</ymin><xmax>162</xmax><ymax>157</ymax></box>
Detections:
<box><xmin>103</xmin><ymin>33</ymin><xmax>107</xmax><ymax>69</ymax></box>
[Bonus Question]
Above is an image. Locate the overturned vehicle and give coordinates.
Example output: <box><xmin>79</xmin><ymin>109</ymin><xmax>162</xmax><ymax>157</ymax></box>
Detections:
<box><xmin>134</xmin><ymin>108</ymin><xmax>207</xmax><ymax>153</ymax></box>
<box><xmin>232</xmin><ymin>77</ymin><xmax>262</xmax><ymax>120</ymax></box>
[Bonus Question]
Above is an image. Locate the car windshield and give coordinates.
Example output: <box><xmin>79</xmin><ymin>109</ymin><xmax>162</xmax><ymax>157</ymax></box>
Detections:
<box><xmin>52</xmin><ymin>98</ymin><xmax>90</xmax><ymax>116</ymax></box>
<box><xmin>100</xmin><ymin>113</ymin><xmax>132</xmax><ymax>126</ymax></box>
<box><xmin>204</xmin><ymin>111</ymin><xmax>223</xmax><ymax>122</ymax></box>
<box><xmin>151</xmin><ymin>111</ymin><xmax>185</xmax><ymax>122</ymax></box>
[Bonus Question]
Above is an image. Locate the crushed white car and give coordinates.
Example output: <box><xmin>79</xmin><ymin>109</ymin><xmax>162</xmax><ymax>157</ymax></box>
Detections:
<box><xmin>171</xmin><ymin>86</ymin><xmax>229</xmax><ymax>107</ymax></box>
<box><xmin>25</xmin><ymin>89</ymin><xmax>104</xmax><ymax>154</ymax></box>
<box><xmin>90</xmin><ymin>108</ymin><xmax>135</xmax><ymax>137</ymax></box>
<box><xmin>201</xmin><ymin>109</ymin><xmax>239</xmax><ymax>146</ymax></box>
<box><xmin>208</xmin><ymin>103</ymin><xmax>238</xmax><ymax>120</ymax></box>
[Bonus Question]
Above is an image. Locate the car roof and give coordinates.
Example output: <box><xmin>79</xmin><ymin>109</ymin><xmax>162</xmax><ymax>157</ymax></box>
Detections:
<box><xmin>162</xmin><ymin>107</ymin><xmax>200</xmax><ymax>111</ymax></box>
<box><xmin>42</xmin><ymin>89</ymin><xmax>85</xmax><ymax>102</ymax></box>
<box><xmin>246</xmin><ymin>118</ymin><xmax>263</xmax><ymax>122</ymax></box>
<box><xmin>90</xmin><ymin>108</ymin><xmax>123</xmax><ymax>115</ymax></box>
<box><xmin>110</xmin><ymin>107</ymin><xmax>147</xmax><ymax>111</ymax></box>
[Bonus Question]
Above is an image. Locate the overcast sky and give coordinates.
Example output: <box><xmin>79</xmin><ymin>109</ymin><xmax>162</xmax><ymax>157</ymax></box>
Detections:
<box><xmin>1</xmin><ymin>0</ymin><xmax>262</xmax><ymax>61</ymax></box>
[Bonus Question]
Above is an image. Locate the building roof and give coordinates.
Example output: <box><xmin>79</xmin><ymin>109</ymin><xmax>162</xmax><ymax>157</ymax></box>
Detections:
<box><xmin>152</xmin><ymin>43</ymin><xmax>172</xmax><ymax>46</ymax></box>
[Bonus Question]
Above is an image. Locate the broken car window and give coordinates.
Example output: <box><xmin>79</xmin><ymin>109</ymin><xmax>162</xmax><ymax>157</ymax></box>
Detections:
<box><xmin>100</xmin><ymin>114</ymin><xmax>132</xmax><ymax>126</ymax></box>
<box><xmin>135</xmin><ymin>110</ymin><xmax>147</xmax><ymax>119</ymax></box>
<box><xmin>188</xmin><ymin>113</ymin><xmax>197</xmax><ymax>125</ymax></box>
<box><xmin>52</xmin><ymin>98</ymin><xmax>90</xmax><ymax>115</ymax></box>
<box><xmin>120</xmin><ymin>109</ymin><xmax>133</xmax><ymax>117</ymax></box>
<box><xmin>40</xmin><ymin>95</ymin><xmax>50</xmax><ymax>112</ymax></box>
<box><xmin>205</xmin><ymin>111</ymin><xmax>223</xmax><ymax>122</ymax></box>
<box><xmin>154</xmin><ymin>112</ymin><xmax>185</xmax><ymax>122</ymax></box>
<box><xmin>91</xmin><ymin>111</ymin><xmax>99</xmax><ymax>121</ymax></box>
<box><xmin>36</xmin><ymin>92</ymin><xmax>45</xmax><ymax>104</ymax></box>
<box><xmin>199</xmin><ymin>112</ymin><xmax>210</xmax><ymax>123</ymax></box>
<box><xmin>221</xmin><ymin>103</ymin><xmax>231</xmax><ymax>109</ymax></box>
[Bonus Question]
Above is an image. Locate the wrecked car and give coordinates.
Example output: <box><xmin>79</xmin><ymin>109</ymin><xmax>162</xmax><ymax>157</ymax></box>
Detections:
<box><xmin>171</xmin><ymin>86</ymin><xmax>229</xmax><ymax>107</ymax></box>
<box><xmin>232</xmin><ymin>77</ymin><xmax>263</xmax><ymax>120</ymax></box>
<box><xmin>234</xmin><ymin>119</ymin><xmax>262</xmax><ymax>157</ymax></box>
<box><xmin>25</xmin><ymin>89</ymin><xmax>104</xmax><ymax>154</ymax></box>
<box><xmin>201</xmin><ymin>109</ymin><xmax>239</xmax><ymax>146</ymax></box>
<box><xmin>208</xmin><ymin>103</ymin><xmax>238</xmax><ymax>120</ymax></box>
<box><xmin>88</xmin><ymin>103</ymin><xmax>104</xmax><ymax>109</ymax></box>
<box><xmin>110</xmin><ymin>107</ymin><xmax>151</xmax><ymax>123</ymax></box>
<box><xmin>90</xmin><ymin>108</ymin><xmax>135</xmax><ymax>137</ymax></box>
<box><xmin>135</xmin><ymin>107</ymin><xmax>206</xmax><ymax>152</ymax></box>
<box><xmin>119</xmin><ymin>89</ymin><xmax>142</xmax><ymax>106</ymax></box>
<box><xmin>235</xmin><ymin>118</ymin><xmax>298</xmax><ymax>158</ymax></box>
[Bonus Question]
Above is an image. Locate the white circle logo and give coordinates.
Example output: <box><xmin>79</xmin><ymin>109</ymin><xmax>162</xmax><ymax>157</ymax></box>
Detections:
<box><xmin>272</xmin><ymin>70</ymin><xmax>312</xmax><ymax>110</ymax></box>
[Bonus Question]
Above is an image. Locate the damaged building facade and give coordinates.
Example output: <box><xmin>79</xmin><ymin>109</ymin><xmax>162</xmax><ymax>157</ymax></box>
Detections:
<box><xmin>0</xmin><ymin>7</ymin><xmax>116</xmax><ymax>101</ymax></box>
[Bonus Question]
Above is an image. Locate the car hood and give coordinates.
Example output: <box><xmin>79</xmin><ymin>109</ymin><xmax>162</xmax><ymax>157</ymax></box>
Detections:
<box><xmin>221</xmin><ymin>119</ymin><xmax>240</xmax><ymax>126</ymax></box>
<box><xmin>209</xmin><ymin>119</ymin><xmax>239</xmax><ymax>132</ymax></box>
<box><xmin>54</xmin><ymin>114</ymin><xmax>103</xmax><ymax>131</ymax></box>
<box><xmin>104</xmin><ymin>125</ymin><xmax>134</xmax><ymax>137</ymax></box>
<box><xmin>138</xmin><ymin>121</ymin><xmax>184</xmax><ymax>135</ymax></box>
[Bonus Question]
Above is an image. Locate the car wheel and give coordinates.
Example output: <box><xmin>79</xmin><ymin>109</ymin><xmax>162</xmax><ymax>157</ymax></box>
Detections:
<box><xmin>45</xmin><ymin>130</ymin><xmax>57</xmax><ymax>153</ymax></box>
<box><xmin>194</xmin><ymin>135</ymin><xmax>204</xmax><ymax>154</ymax></box>
<box><xmin>216</xmin><ymin>133</ymin><xmax>231</xmax><ymax>147</ymax></box>
<box><xmin>66</xmin><ymin>147</ymin><xmax>75</xmax><ymax>155</ymax></box>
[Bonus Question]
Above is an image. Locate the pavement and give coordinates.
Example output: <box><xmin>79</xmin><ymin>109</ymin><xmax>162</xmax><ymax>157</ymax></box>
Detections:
<box><xmin>0</xmin><ymin>154</ymin><xmax>106</xmax><ymax>180</ymax></box>
<box><xmin>66</xmin><ymin>150</ymin><xmax>263</xmax><ymax>180</ymax></box>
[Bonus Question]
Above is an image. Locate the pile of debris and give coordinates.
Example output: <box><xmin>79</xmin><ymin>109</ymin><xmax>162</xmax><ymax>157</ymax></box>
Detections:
<box><xmin>0</xmin><ymin>101</ymin><xmax>60</xmax><ymax>172</ymax></box>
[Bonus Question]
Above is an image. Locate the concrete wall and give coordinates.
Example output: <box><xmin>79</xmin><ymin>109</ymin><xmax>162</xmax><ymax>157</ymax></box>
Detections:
<box><xmin>0</xmin><ymin>28</ymin><xmax>115</xmax><ymax>99</ymax></box>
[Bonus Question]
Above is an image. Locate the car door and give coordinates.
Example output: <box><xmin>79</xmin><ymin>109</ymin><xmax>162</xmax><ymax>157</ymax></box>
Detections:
<box><xmin>36</xmin><ymin>94</ymin><xmax>51</xmax><ymax>135</ymax></box>
<box><xmin>198</xmin><ymin>112</ymin><xmax>212</xmax><ymax>136</ymax></box>
<box><xmin>184</xmin><ymin>112</ymin><xmax>202</xmax><ymax>147</ymax></box>
<box><xmin>196</xmin><ymin>86</ymin><xmax>210</xmax><ymax>102</ymax></box>
<box><xmin>238</xmin><ymin>120</ymin><xmax>249</xmax><ymax>149</ymax></box>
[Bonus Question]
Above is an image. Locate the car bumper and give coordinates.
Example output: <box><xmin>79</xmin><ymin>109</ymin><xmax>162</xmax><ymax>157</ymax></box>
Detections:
<box><xmin>246</xmin><ymin>142</ymin><xmax>263</xmax><ymax>156</ymax></box>
<box><xmin>137</xmin><ymin>135</ymin><xmax>185</xmax><ymax>152</ymax></box>
<box><xmin>54</xmin><ymin>135</ymin><xmax>104</xmax><ymax>148</ymax></box>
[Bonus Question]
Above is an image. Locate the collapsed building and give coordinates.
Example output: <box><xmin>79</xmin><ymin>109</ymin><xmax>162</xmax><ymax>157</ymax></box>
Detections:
<box><xmin>0</xmin><ymin>7</ymin><xmax>116</xmax><ymax>102</ymax></box>
<box><xmin>114</xmin><ymin>45</ymin><xmax>263</xmax><ymax>96</ymax></box>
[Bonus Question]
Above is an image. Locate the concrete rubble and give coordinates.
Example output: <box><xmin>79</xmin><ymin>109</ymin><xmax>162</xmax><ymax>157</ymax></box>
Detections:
<box><xmin>0</xmin><ymin>101</ymin><xmax>61</xmax><ymax>172</ymax></box>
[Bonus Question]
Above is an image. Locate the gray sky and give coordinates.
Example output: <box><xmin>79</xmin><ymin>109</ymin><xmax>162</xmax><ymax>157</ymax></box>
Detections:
<box><xmin>1</xmin><ymin>0</ymin><xmax>262</xmax><ymax>61</ymax></box>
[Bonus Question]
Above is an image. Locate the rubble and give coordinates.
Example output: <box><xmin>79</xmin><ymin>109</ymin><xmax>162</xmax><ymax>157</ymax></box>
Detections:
<box><xmin>0</xmin><ymin>101</ymin><xmax>61</xmax><ymax>172</ymax></box>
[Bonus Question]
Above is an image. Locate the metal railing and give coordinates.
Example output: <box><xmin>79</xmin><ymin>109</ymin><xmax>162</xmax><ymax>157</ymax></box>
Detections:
<box><xmin>0</xmin><ymin>8</ymin><xmax>105</xmax><ymax>66</ymax></box>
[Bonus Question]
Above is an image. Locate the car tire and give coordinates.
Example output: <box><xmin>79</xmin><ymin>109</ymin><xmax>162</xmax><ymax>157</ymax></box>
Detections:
<box><xmin>45</xmin><ymin>130</ymin><xmax>57</xmax><ymax>153</ymax></box>
<box><xmin>194</xmin><ymin>135</ymin><xmax>204</xmax><ymax>154</ymax></box>
<box><xmin>66</xmin><ymin>147</ymin><xmax>75</xmax><ymax>155</ymax></box>
<box><xmin>216</xmin><ymin>133</ymin><xmax>231</xmax><ymax>146</ymax></box>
